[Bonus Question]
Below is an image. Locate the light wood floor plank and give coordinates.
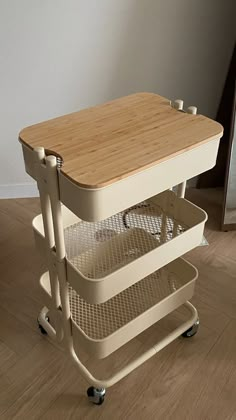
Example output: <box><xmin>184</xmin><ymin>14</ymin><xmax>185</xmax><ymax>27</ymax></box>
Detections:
<box><xmin>0</xmin><ymin>188</ymin><xmax>235</xmax><ymax>420</ymax></box>
<box><xmin>189</xmin><ymin>255</ymin><xmax>236</xmax><ymax>320</ymax></box>
<box><xmin>163</xmin><ymin>319</ymin><xmax>236</xmax><ymax>420</ymax></box>
<box><xmin>0</xmin><ymin>305</ymin><xmax>40</xmax><ymax>356</ymax></box>
<box><xmin>0</xmin><ymin>282</ymin><xmax>43</xmax><ymax>332</ymax></box>
<box><xmin>0</xmin><ymin>342</ymin><xmax>79</xmax><ymax>419</ymax></box>
<box><xmin>0</xmin><ymin>340</ymin><xmax>18</xmax><ymax>376</ymax></box>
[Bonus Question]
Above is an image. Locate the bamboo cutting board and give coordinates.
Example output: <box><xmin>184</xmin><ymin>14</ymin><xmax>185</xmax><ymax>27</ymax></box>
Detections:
<box><xmin>19</xmin><ymin>92</ymin><xmax>223</xmax><ymax>189</ymax></box>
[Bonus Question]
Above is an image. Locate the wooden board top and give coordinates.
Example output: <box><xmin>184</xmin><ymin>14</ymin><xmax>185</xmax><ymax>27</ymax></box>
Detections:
<box><xmin>19</xmin><ymin>92</ymin><xmax>223</xmax><ymax>189</ymax></box>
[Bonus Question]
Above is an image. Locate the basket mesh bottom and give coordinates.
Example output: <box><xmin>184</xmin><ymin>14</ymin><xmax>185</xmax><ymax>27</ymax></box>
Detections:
<box><xmin>69</xmin><ymin>267</ymin><xmax>181</xmax><ymax>340</ymax></box>
<box><xmin>64</xmin><ymin>201</ymin><xmax>188</xmax><ymax>279</ymax></box>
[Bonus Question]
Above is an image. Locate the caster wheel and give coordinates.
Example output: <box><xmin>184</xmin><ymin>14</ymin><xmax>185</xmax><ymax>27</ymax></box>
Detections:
<box><xmin>37</xmin><ymin>316</ymin><xmax>49</xmax><ymax>335</ymax></box>
<box><xmin>87</xmin><ymin>386</ymin><xmax>106</xmax><ymax>405</ymax></box>
<box><xmin>182</xmin><ymin>319</ymin><xmax>199</xmax><ymax>338</ymax></box>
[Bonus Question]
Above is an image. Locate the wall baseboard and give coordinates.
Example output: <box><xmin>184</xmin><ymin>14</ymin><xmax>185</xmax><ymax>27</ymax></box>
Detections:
<box><xmin>0</xmin><ymin>183</ymin><xmax>39</xmax><ymax>199</ymax></box>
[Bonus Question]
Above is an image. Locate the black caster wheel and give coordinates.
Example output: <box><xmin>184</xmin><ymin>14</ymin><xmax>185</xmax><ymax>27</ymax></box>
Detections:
<box><xmin>37</xmin><ymin>316</ymin><xmax>49</xmax><ymax>335</ymax></box>
<box><xmin>87</xmin><ymin>386</ymin><xmax>106</xmax><ymax>405</ymax></box>
<box><xmin>182</xmin><ymin>319</ymin><xmax>199</xmax><ymax>338</ymax></box>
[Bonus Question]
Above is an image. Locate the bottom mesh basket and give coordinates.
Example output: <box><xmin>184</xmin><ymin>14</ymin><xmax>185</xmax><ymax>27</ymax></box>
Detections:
<box><xmin>39</xmin><ymin>258</ymin><xmax>197</xmax><ymax>358</ymax></box>
<box><xmin>68</xmin><ymin>258</ymin><xmax>197</xmax><ymax>358</ymax></box>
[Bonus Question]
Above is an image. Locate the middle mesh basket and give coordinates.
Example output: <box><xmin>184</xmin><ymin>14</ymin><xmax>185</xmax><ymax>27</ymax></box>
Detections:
<box><xmin>63</xmin><ymin>190</ymin><xmax>206</xmax><ymax>303</ymax></box>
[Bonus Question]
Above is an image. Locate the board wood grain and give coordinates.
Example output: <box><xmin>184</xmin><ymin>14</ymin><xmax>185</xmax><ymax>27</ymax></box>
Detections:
<box><xmin>19</xmin><ymin>93</ymin><xmax>223</xmax><ymax>189</ymax></box>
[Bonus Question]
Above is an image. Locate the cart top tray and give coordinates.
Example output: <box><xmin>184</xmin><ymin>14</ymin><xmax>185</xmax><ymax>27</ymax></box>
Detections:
<box><xmin>19</xmin><ymin>92</ymin><xmax>223</xmax><ymax>189</ymax></box>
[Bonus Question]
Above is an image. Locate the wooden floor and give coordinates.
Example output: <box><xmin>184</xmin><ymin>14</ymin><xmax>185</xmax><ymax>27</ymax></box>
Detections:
<box><xmin>0</xmin><ymin>188</ymin><xmax>235</xmax><ymax>420</ymax></box>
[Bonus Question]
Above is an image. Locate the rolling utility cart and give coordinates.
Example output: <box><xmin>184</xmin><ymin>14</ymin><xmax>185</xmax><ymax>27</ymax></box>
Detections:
<box><xmin>19</xmin><ymin>93</ymin><xmax>223</xmax><ymax>405</ymax></box>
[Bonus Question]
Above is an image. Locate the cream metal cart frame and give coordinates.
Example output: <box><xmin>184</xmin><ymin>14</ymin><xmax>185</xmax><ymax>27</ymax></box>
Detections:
<box><xmin>19</xmin><ymin>93</ymin><xmax>223</xmax><ymax>405</ymax></box>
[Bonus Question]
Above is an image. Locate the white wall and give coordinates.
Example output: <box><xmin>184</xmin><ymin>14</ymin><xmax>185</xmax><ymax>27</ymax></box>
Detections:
<box><xmin>0</xmin><ymin>0</ymin><xmax>235</xmax><ymax>198</ymax></box>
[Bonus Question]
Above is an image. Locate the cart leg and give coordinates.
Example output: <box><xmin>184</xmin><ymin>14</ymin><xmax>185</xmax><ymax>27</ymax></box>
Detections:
<box><xmin>37</xmin><ymin>306</ymin><xmax>57</xmax><ymax>338</ymax></box>
<box><xmin>177</xmin><ymin>181</ymin><xmax>186</xmax><ymax>198</ymax></box>
<box><xmin>37</xmin><ymin>314</ymin><xmax>49</xmax><ymax>335</ymax></box>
